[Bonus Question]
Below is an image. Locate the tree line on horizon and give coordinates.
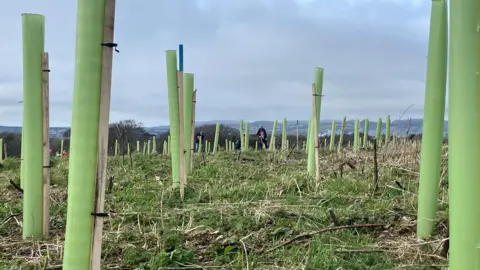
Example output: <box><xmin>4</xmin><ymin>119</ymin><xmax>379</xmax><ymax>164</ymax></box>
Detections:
<box><xmin>0</xmin><ymin>119</ymin><xmax>427</xmax><ymax>159</ymax></box>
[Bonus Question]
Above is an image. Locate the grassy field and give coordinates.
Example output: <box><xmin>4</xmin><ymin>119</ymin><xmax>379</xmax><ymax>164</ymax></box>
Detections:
<box><xmin>0</xmin><ymin>141</ymin><xmax>449</xmax><ymax>269</ymax></box>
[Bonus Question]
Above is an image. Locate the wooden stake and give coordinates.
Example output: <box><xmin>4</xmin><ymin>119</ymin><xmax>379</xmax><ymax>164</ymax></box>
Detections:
<box><xmin>177</xmin><ymin>71</ymin><xmax>186</xmax><ymax>200</ymax></box>
<box><xmin>41</xmin><ymin>52</ymin><xmax>50</xmax><ymax>236</ymax></box>
<box><xmin>241</xmin><ymin>124</ymin><xmax>246</xmax><ymax>151</ymax></box>
<box><xmin>372</xmin><ymin>138</ymin><xmax>379</xmax><ymax>192</ymax></box>
<box><xmin>311</xmin><ymin>84</ymin><xmax>320</xmax><ymax>182</ymax></box>
<box><xmin>296</xmin><ymin>120</ymin><xmax>299</xmax><ymax>150</ymax></box>
<box><xmin>190</xmin><ymin>89</ymin><xmax>197</xmax><ymax>172</ymax></box>
<box><xmin>91</xmin><ymin>0</ymin><xmax>116</xmax><ymax>269</ymax></box>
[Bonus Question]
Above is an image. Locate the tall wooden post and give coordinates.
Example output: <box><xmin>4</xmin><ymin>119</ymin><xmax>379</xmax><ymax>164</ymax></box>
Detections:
<box><xmin>190</xmin><ymin>89</ymin><xmax>197</xmax><ymax>172</ymax></box>
<box><xmin>311</xmin><ymin>84</ymin><xmax>320</xmax><ymax>181</ymax></box>
<box><xmin>296</xmin><ymin>120</ymin><xmax>299</xmax><ymax>150</ymax></box>
<box><xmin>177</xmin><ymin>56</ymin><xmax>186</xmax><ymax>199</ymax></box>
<box><xmin>91</xmin><ymin>0</ymin><xmax>116</xmax><ymax>269</ymax></box>
<box><xmin>41</xmin><ymin>52</ymin><xmax>50</xmax><ymax>235</ymax></box>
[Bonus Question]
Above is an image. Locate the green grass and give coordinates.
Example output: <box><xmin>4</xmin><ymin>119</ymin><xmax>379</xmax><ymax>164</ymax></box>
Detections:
<box><xmin>0</xmin><ymin>143</ymin><xmax>449</xmax><ymax>269</ymax></box>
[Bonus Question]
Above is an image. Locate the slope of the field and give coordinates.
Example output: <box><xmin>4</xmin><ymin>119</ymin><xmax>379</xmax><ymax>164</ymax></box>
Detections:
<box><xmin>0</xmin><ymin>142</ymin><xmax>448</xmax><ymax>269</ymax></box>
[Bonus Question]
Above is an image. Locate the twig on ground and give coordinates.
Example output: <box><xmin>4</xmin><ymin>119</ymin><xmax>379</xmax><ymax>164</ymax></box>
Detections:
<box><xmin>396</xmin><ymin>265</ymin><xmax>445</xmax><ymax>270</ymax></box>
<box><xmin>439</xmin><ymin>229</ymin><xmax>449</xmax><ymax>258</ymax></box>
<box><xmin>395</xmin><ymin>181</ymin><xmax>405</xmax><ymax>190</ymax></box>
<box><xmin>335</xmin><ymin>248</ymin><xmax>448</xmax><ymax>261</ymax></box>
<box><xmin>108</xmin><ymin>176</ymin><xmax>115</xmax><ymax>193</ymax></box>
<box><xmin>339</xmin><ymin>161</ymin><xmax>355</xmax><ymax>178</ymax></box>
<box><xmin>328</xmin><ymin>208</ymin><xmax>340</xmax><ymax>226</ymax></box>
<box><xmin>286</xmin><ymin>143</ymin><xmax>297</xmax><ymax>159</ymax></box>
<box><xmin>1</xmin><ymin>212</ymin><xmax>22</xmax><ymax>224</ymax></box>
<box><xmin>261</xmin><ymin>223</ymin><xmax>387</xmax><ymax>254</ymax></box>
<box><xmin>9</xmin><ymin>179</ymin><xmax>23</xmax><ymax>193</ymax></box>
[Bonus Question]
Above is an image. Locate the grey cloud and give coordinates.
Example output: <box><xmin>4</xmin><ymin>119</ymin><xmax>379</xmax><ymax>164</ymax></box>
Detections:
<box><xmin>0</xmin><ymin>0</ymin><xmax>437</xmax><ymax>127</ymax></box>
<box><xmin>0</xmin><ymin>106</ymin><xmax>23</xmax><ymax>126</ymax></box>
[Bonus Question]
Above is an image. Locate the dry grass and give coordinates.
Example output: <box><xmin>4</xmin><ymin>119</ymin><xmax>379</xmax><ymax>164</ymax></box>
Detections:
<box><xmin>0</xmin><ymin>140</ymin><xmax>449</xmax><ymax>269</ymax></box>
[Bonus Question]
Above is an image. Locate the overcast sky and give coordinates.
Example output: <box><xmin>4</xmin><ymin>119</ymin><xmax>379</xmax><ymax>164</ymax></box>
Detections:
<box><xmin>0</xmin><ymin>0</ymin><xmax>442</xmax><ymax>127</ymax></box>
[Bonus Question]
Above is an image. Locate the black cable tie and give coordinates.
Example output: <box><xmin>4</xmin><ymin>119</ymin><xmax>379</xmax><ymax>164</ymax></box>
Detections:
<box><xmin>43</xmin><ymin>165</ymin><xmax>51</xmax><ymax>168</ymax></box>
<box><xmin>91</xmin><ymin>212</ymin><xmax>109</xmax><ymax>217</ymax></box>
<box><xmin>42</xmin><ymin>69</ymin><xmax>51</xmax><ymax>72</ymax></box>
<box><xmin>101</xmin><ymin>42</ymin><xmax>120</xmax><ymax>53</ymax></box>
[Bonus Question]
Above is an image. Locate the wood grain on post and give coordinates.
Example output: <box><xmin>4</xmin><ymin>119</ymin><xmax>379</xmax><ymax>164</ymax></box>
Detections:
<box><xmin>311</xmin><ymin>84</ymin><xmax>320</xmax><ymax>181</ymax></box>
<box><xmin>190</xmin><ymin>89</ymin><xmax>197</xmax><ymax>172</ymax></box>
<box><xmin>177</xmin><ymin>71</ymin><xmax>186</xmax><ymax>199</ymax></box>
<box><xmin>41</xmin><ymin>52</ymin><xmax>50</xmax><ymax>236</ymax></box>
<box><xmin>91</xmin><ymin>0</ymin><xmax>116</xmax><ymax>269</ymax></box>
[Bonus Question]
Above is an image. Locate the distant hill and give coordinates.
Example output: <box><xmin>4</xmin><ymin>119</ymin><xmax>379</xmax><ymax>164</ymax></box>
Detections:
<box><xmin>184</xmin><ymin>119</ymin><xmax>447</xmax><ymax>137</ymax></box>
<box><xmin>0</xmin><ymin>119</ymin><xmax>447</xmax><ymax>138</ymax></box>
<box><xmin>0</xmin><ymin>126</ymin><xmax>70</xmax><ymax>138</ymax></box>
